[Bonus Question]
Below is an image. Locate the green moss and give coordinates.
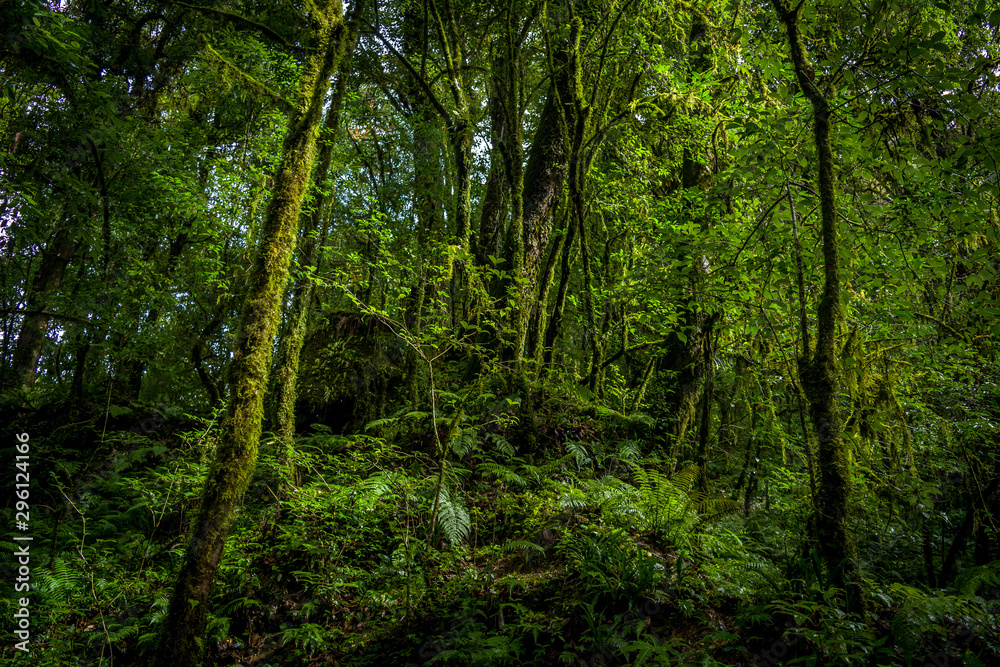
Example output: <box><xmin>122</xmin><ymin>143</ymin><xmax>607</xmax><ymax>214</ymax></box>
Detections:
<box><xmin>155</xmin><ymin>3</ymin><xmax>352</xmax><ymax>664</ymax></box>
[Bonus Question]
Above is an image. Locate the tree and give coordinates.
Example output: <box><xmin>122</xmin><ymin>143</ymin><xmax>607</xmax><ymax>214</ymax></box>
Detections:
<box><xmin>772</xmin><ymin>0</ymin><xmax>866</xmax><ymax>614</ymax></box>
<box><xmin>154</xmin><ymin>1</ymin><xmax>355</xmax><ymax>662</ymax></box>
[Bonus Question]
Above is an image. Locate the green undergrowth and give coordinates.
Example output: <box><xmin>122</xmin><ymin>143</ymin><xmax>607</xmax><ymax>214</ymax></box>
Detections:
<box><xmin>2</xmin><ymin>401</ymin><xmax>999</xmax><ymax>666</ymax></box>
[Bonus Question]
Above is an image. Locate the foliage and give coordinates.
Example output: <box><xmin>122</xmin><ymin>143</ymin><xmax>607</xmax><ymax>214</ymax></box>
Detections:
<box><xmin>3</xmin><ymin>0</ymin><xmax>1000</xmax><ymax>664</ymax></box>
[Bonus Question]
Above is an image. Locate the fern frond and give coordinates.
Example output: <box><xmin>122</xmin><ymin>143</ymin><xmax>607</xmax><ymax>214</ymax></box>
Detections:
<box><xmin>364</xmin><ymin>416</ymin><xmax>398</xmax><ymax>432</ymax></box>
<box><xmin>450</xmin><ymin>429</ymin><xmax>478</xmax><ymax>457</ymax></box>
<box><xmin>566</xmin><ymin>440</ymin><xmax>592</xmax><ymax>467</ymax></box>
<box><xmin>953</xmin><ymin>559</ymin><xmax>1000</xmax><ymax>597</ymax></box>
<box><xmin>436</xmin><ymin>489</ymin><xmax>471</xmax><ymax>544</ymax></box>
<box><xmin>616</xmin><ymin>440</ymin><xmax>642</xmax><ymax>461</ymax></box>
<box><xmin>477</xmin><ymin>461</ymin><xmax>527</xmax><ymax>488</ymax></box>
<box><xmin>104</xmin><ymin>622</ymin><xmax>141</xmax><ymax>644</ymax></box>
<box><xmin>483</xmin><ymin>431</ymin><xmax>515</xmax><ymax>457</ymax></box>
<box><xmin>671</xmin><ymin>466</ymin><xmax>701</xmax><ymax>494</ymax></box>
<box><xmin>696</xmin><ymin>496</ymin><xmax>744</xmax><ymax>522</ymax></box>
<box><xmin>502</xmin><ymin>539</ymin><xmax>545</xmax><ymax>555</ymax></box>
<box><xmin>559</xmin><ymin>486</ymin><xmax>588</xmax><ymax>510</ymax></box>
<box><xmin>37</xmin><ymin>558</ymin><xmax>83</xmax><ymax>597</ymax></box>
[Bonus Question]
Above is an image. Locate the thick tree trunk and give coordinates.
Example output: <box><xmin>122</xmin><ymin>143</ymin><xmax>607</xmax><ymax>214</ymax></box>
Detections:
<box><xmin>773</xmin><ymin>0</ymin><xmax>867</xmax><ymax>615</ymax></box>
<box><xmin>465</xmin><ymin>31</ymin><xmax>519</xmax><ymax>382</ymax></box>
<box><xmin>154</xmin><ymin>4</ymin><xmax>351</xmax><ymax>663</ymax></box>
<box><xmin>516</xmin><ymin>27</ymin><xmax>578</xmax><ymax>365</ymax></box>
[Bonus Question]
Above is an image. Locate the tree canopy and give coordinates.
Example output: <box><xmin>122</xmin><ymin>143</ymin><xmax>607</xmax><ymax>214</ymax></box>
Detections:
<box><xmin>2</xmin><ymin>0</ymin><xmax>1000</xmax><ymax>664</ymax></box>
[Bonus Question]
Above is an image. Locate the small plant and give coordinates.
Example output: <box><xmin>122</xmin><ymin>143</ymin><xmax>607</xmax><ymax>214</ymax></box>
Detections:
<box><xmin>559</xmin><ymin>527</ymin><xmax>667</xmax><ymax>607</ymax></box>
<box><xmin>279</xmin><ymin>621</ymin><xmax>334</xmax><ymax>657</ymax></box>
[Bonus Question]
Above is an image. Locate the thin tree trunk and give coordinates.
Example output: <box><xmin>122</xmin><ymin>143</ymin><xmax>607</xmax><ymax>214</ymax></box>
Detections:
<box><xmin>940</xmin><ymin>471</ymin><xmax>1000</xmax><ymax>583</ymax></box>
<box><xmin>773</xmin><ymin>0</ymin><xmax>867</xmax><ymax>615</ymax></box>
<box><xmin>154</xmin><ymin>4</ymin><xmax>351</xmax><ymax>662</ymax></box>
<box><xmin>696</xmin><ymin>326</ymin><xmax>715</xmax><ymax>488</ymax></box>
<box><xmin>526</xmin><ymin>207</ymin><xmax>568</xmax><ymax>364</ymax></box>
<box><xmin>270</xmin><ymin>4</ymin><xmax>362</xmax><ymax>484</ymax></box>
<box><xmin>542</xmin><ymin>211</ymin><xmax>578</xmax><ymax>366</ymax></box>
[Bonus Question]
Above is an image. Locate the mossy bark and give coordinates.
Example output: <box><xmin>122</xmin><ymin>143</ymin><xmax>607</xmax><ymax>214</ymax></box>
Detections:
<box><xmin>527</xmin><ymin>208</ymin><xmax>568</xmax><ymax>364</ymax></box>
<box><xmin>270</xmin><ymin>2</ymin><xmax>362</xmax><ymax>484</ymax></box>
<box><xmin>510</xmin><ymin>13</ymin><xmax>578</xmax><ymax>369</ymax></box>
<box><xmin>467</xmin><ymin>25</ymin><xmax>520</xmax><ymax>379</ymax></box>
<box><xmin>695</xmin><ymin>325</ymin><xmax>715</xmax><ymax>487</ymax></box>
<box><xmin>772</xmin><ymin>0</ymin><xmax>867</xmax><ymax>616</ymax></box>
<box><xmin>542</xmin><ymin>212</ymin><xmax>578</xmax><ymax>366</ymax></box>
<box><xmin>154</xmin><ymin>4</ymin><xmax>350</xmax><ymax>663</ymax></box>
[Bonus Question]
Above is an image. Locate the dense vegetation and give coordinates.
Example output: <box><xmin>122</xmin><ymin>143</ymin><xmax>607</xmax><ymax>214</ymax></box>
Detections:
<box><xmin>2</xmin><ymin>0</ymin><xmax>1000</xmax><ymax>664</ymax></box>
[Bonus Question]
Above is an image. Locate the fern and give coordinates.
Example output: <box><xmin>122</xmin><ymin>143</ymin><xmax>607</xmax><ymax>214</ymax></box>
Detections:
<box><xmin>37</xmin><ymin>557</ymin><xmax>83</xmax><ymax>598</ymax></box>
<box><xmin>364</xmin><ymin>416</ymin><xmax>399</xmax><ymax>431</ymax></box>
<box><xmin>953</xmin><ymin>559</ymin><xmax>1000</xmax><ymax>597</ymax></box>
<box><xmin>704</xmin><ymin>550</ymin><xmax>782</xmax><ymax>597</ymax></box>
<box><xmin>616</xmin><ymin>440</ymin><xmax>642</xmax><ymax>461</ymax></box>
<box><xmin>502</xmin><ymin>539</ymin><xmax>545</xmax><ymax>556</ymax></box>
<box><xmin>559</xmin><ymin>484</ymin><xmax>589</xmax><ymax>510</ymax></box>
<box><xmin>695</xmin><ymin>496</ymin><xmax>744</xmax><ymax>523</ymax></box>
<box><xmin>353</xmin><ymin>473</ymin><xmax>395</xmax><ymax>507</ymax></box>
<box><xmin>435</xmin><ymin>488</ymin><xmax>471</xmax><ymax>544</ymax></box>
<box><xmin>566</xmin><ymin>440</ymin><xmax>592</xmax><ymax>468</ymax></box>
<box><xmin>631</xmin><ymin>465</ymin><xmax>698</xmax><ymax>536</ymax></box>
<box><xmin>477</xmin><ymin>461</ymin><xmax>528</xmax><ymax>488</ymax></box>
<box><xmin>483</xmin><ymin>431</ymin><xmax>515</xmax><ymax>456</ymax></box>
<box><xmin>449</xmin><ymin>428</ymin><xmax>478</xmax><ymax>457</ymax></box>
<box><xmin>890</xmin><ymin>583</ymin><xmax>994</xmax><ymax>662</ymax></box>
<box><xmin>102</xmin><ymin>621</ymin><xmax>141</xmax><ymax>644</ymax></box>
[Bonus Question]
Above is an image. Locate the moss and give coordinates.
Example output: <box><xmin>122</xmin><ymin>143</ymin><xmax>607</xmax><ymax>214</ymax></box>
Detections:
<box><xmin>773</xmin><ymin>0</ymin><xmax>867</xmax><ymax>616</ymax></box>
<box><xmin>154</xmin><ymin>3</ymin><xmax>351</xmax><ymax>664</ymax></box>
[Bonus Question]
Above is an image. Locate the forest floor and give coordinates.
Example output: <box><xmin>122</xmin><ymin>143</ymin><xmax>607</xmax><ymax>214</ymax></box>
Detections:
<box><xmin>2</xmin><ymin>397</ymin><xmax>999</xmax><ymax>666</ymax></box>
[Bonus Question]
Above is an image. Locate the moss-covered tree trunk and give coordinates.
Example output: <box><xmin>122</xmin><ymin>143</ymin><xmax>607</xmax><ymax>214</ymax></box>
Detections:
<box><xmin>519</xmin><ymin>18</ymin><xmax>578</xmax><ymax>367</ymax></box>
<box><xmin>270</xmin><ymin>1</ymin><xmax>363</xmax><ymax>485</ymax></box>
<box><xmin>154</xmin><ymin>4</ymin><xmax>350</xmax><ymax>663</ymax></box>
<box><xmin>269</xmin><ymin>122</ymin><xmax>329</xmax><ymax>485</ymax></box>
<box><xmin>772</xmin><ymin>0</ymin><xmax>867</xmax><ymax>615</ymax></box>
<box><xmin>528</xmin><ymin>206</ymin><xmax>569</xmax><ymax>364</ymax></box>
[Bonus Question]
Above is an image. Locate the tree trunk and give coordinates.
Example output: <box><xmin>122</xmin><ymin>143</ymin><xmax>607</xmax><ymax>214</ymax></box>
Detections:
<box><xmin>10</xmin><ymin>224</ymin><xmax>76</xmax><ymax>390</ymax></box>
<box><xmin>772</xmin><ymin>0</ymin><xmax>867</xmax><ymax>615</ymax></box>
<box><xmin>526</xmin><ymin>208</ymin><xmax>568</xmax><ymax>364</ymax></box>
<box><xmin>154</xmin><ymin>4</ymin><xmax>351</xmax><ymax>663</ymax></box>
<box><xmin>542</xmin><ymin>210</ymin><xmax>579</xmax><ymax>367</ymax></box>
<box><xmin>400</xmin><ymin>0</ymin><xmax>444</xmax><ymax>409</ymax></box>
<box><xmin>270</xmin><ymin>3</ymin><xmax>362</xmax><ymax>484</ymax></box>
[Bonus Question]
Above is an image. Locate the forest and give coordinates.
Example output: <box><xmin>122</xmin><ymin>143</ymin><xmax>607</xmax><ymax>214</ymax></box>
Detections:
<box><xmin>1</xmin><ymin>0</ymin><xmax>1000</xmax><ymax>664</ymax></box>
